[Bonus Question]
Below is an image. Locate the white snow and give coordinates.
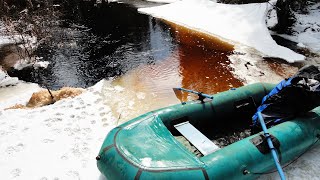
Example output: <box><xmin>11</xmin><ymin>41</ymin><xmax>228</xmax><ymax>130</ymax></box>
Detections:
<box><xmin>0</xmin><ymin>74</ymin><xmax>180</xmax><ymax>179</ymax></box>
<box><xmin>146</xmin><ymin>0</ymin><xmax>180</xmax><ymax>3</ymax></box>
<box><xmin>138</xmin><ymin>0</ymin><xmax>305</xmax><ymax>63</ymax></box>
<box><xmin>0</xmin><ymin>26</ymin><xmax>39</xmax><ymax>71</ymax></box>
<box><xmin>0</xmin><ymin>36</ymin><xmax>18</xmax><ymax>48</ymax></box>
<box><xmin>0</xmin><ymin>80</ymin><xmax>116</xmax><ymax>180</ymax></box>
<box><xmin>228</xmin><ymin>44</ymin><xmax>292</xmax><ymax>84</ymax></box>
<box><xmin>33</xmin><ymin>60</ymin><xmax>50</xmax><ymax>69</ymax></box>
<box><xmin>0</xmin><ymin>70</ymin><xmax>41</xmax><ymax>110</ymax></box>
<box><xmin>265</xmin><ymin>0</ymin><xmax>278</xmax><ymax>28</ymax></box>
<box><xmin>13</xmin><ymin>59</ymin><xmax>50</xmax><ymax>70</ymax></box>
<box><xmin>297</xmin><ymin>42</ymin><xmax>306</xmax><ymax>48</ymax></box>
<box><xmin>0</xmin><ymin>34</ymin><xmax>37</xmax><ymax>49</ymax></box>
<box><xmin>0</xmin><ymin>80</ymin><xmax>41</xmax><ymax>110</ymax></box>
<box><xmin>0</xmin><ymin>70</ymin><xmax>19</xmax><ymax>88</ymax></box>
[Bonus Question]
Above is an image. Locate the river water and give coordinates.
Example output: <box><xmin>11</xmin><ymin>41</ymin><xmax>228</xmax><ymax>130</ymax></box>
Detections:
<box><xmin>7</xmin><ymin>1</ymin><xmax>242</xmax><ymax>102</ymax></box>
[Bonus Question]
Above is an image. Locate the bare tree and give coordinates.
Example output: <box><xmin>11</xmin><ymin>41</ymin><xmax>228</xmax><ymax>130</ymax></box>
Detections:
<box><xmin>273</xmin><ymin>0</ymin><xmax>295</xmax><ymax>34</ymax></box>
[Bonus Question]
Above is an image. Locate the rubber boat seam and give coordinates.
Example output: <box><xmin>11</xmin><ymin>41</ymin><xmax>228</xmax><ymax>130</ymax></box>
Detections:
<box><xmin>261</xmin><ymin>83</ymin><xmax>268</xmax><ymax>95</ymax></box>
<box><xmin>201</xmin><ymin>169</ymin><xmax>209</xmax><ymax>180</ymax></box>
<box><xmin>209</xmin><ymin>101</ymin><xmax>215</xmax><ymax>113</ymax></box>
<box><xmin>134</xmin><ymin>169</ymin><xmax>142</xmax><ymax>180</ymax></box>
<box><xmin>114</xmin><ymin>126</ymin><xmax>205</xmax><ymax>172</ymax></box>
<box><xmin>102</xmin><ymin>144</ymin><xmax>114</xmax><ymax>153</ymax></box>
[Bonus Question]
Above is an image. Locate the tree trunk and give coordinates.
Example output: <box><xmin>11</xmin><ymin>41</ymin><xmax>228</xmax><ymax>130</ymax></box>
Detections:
<box><xmin>275</xmin><ymin>0</ymin><xmax>295</xmax><ymax>34</ymax></box>
<box><xmin>0</xmin><ymin>0</ymin><xmax>3</xmax><ymax>15</ymax></box>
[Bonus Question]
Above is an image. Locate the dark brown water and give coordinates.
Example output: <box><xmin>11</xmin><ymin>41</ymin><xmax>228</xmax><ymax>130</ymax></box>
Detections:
<box><xmin>166</xmin><ymin>21</ymin><xmax>242</xmax><ymax>93</ymax></box>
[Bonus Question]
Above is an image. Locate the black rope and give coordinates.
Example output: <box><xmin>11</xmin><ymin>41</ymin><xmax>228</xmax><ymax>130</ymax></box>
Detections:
<box><xmin>245</xmin><ymin>136</ymin><xmax>320</xmax><ymax>175</ymax></box>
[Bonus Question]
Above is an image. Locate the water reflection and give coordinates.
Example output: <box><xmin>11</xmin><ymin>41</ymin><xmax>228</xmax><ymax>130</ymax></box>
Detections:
<box><xmin>9</xmin><ymin>3</ymin><xmax>177</xmax><ymax>89</ymax></box>
<box><xmin>109</xmin><ymin>33</ymin><xmax>243</xmax><ymax>120</ymax></box>
<box><xmin>8</xmin><ymin>1</ymin><xmax>243</xmax><ymax>100</ymax></box>
<box><xmin>178</xmin><ymin>44</ymin><xmax>243</xmax><ymax>101</ymax></box>
<box><xmin>165</xmin><ymin>21</ymin><xmax>242</xmax><ymax>101</ymax></box>
<box><xmin>111</xmin><ymin>34</ymin><xmax>243</xmax><ymax>109</ymax></box>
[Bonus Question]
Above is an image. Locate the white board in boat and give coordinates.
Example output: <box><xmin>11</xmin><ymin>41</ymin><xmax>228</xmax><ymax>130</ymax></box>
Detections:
<box><xmin>174</xmin><ymin>121</ymin><xmax>220</xmax><ymax>156</ymax></box>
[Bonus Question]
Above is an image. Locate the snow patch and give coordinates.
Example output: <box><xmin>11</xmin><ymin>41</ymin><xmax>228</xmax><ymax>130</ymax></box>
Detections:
<box><xmin>0</xmin><ymin>35</ymin><xmax>37</xmax><ymax>49</ymax></box>
<box><xmin>0</xmin><ymin>70</ymin><xmax>19</xmax><ymax>88</ymax></box>
<box><xmin>0</xmin><ymin>36</ymin><xmax>17</xmax><ymax>47</ymax></box>
<box><xmin>266</xmin><ymin>2</ymin><xmax>277</xmax><ymax>28</ymax></box>
<box><xmin>0</xmin><ymin>79</ymin><xmax>41</xmax><ymax>110</ymax></box>
<box><xmin>139</xmin><ymin>0</ymin><xmax>305</xmax><ymax>62</ymax></box>
<box><xmin>229</xmin><ymin>45</ymin><xmax>291</xmax><ymax>84</ymax></box>
<box><xmin>13</xmin><ymin>59</ymin><xmax>50</xmax><ymax>70</ymax></box>
<box><xmin>272</xmin><ymin>3</ymin><xmax>320</xmax><ymax>54</ymax></box>
<box><xmin>297</xmin><ymin>42</ymin><xmax>306</xmax><ymax>48</ymax></box>
<box><xmin>1</xmin><ymin>27</ymin><xmax>40</xmax><ymax>71</ymax></box>
<box><xmin>33</xmin><ymin>60</ymin><xmax>50</xmax><ymax>69</ymax></box>
<box><xmin>114</xmin><ymin>85</ymin><xmax>124</xmax><ymax>92</ymax></box>
<box><xmin>146</xmin><ymin>0</ymin><xmax>180</xmax><ymax>3</ymax></box>
<box><xmin>0</xmin><ymin>79</ymin><xmax>115</xmax><ymax>180</ymax></box>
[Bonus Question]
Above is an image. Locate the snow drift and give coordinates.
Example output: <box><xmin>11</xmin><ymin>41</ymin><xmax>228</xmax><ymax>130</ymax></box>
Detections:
<box><xmin>139</xmin><ymin>0</ymin><xmax>305</xmax><ymax>63</ymax></box>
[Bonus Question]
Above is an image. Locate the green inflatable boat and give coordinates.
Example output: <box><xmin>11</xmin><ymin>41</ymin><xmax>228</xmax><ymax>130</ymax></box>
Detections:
<box><xmin>96</xmin><ymin>83</ymin><xmax>320</xmax><ymax>179</ymax></box>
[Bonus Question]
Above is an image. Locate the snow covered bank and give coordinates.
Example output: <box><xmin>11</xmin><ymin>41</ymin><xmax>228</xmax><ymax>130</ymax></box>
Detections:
<box><xmin>0</xmin><ymin>80</ymin><xmax>115</xmax><ymax>179</ymax></box>
<box><xmin>229</xmin><ymin>1</ymin><xmax>320</xmax><ymax>85</ymax></box>
<box><xmin>0</xmin><ymin>34</ymin><xmax>36</xmax><ymax>49</ymax></box>
<box><xmin>228</xmin><ymin>45</ymin><xmax>298</xmax><ymax>84</ymax></box>
<box><xmin>139</xmin><ymin>0</ymin><xmax>305</xmax><ymax>63</ymax></box>
<box><xmin>0</xmin><ymin>81</ymin><xmax>41</xmax><ymax>110</ymax></box>
<box><xmin>0</xmin><ymin>69</ymin><xmax>42</xmax><ymax>110</ymax></box>
<box><xmin>278</xmin><ymin>3</ymin><xmax>320</xmax><ymax>54</ymax></box>
<box><xmin>13</xmin><ymin>58</ymin><xmax>50</xmax><ymax>70</ymax></box>
<box><xmin>0</xmin><ymin>25</ymin><xmax>48</xmax><ymax>71</ymax></box>
<box><xmin>0</xmin><ymin>75</ymin><xmax>180</xmax><ymax>179</ymax></box>
<box><xmin>0</xmin><ymin>23</ymin><xmax>45</xmax><ymax>110</ymax></box>
<box><xmin>0</xmin><ymin>36</ymin><xmax>17</xmax><ymax>48</ymax></box>
<box><xmin>0</xmin><ymin>70</ymin><xmax>19</xmax><ymax>87</ymax></box>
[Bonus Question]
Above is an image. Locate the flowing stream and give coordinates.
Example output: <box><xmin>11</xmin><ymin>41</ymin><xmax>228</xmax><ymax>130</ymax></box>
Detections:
<box><xmin>7</xmin><ymin>1</ymin><xmax>243</xmax><ymax>117</ymax></box>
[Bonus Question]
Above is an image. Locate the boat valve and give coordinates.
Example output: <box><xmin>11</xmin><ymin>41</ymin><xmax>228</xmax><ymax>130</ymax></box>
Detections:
<box><xmin>243</xmin><ymin>169</ymin><xmax>250</xmax><ymax>175</ymax></box>
<box><xmin>96</xmin><ymin>155</ymin><xmax>101</xmax><ymax>161</ymax></box>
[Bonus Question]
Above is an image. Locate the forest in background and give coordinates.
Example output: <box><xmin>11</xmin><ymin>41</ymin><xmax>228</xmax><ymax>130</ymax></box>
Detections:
<box><xmin>0</xmin><ymin>0</ymin><xmax>317</xmax><ymax>41</ymax></box>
